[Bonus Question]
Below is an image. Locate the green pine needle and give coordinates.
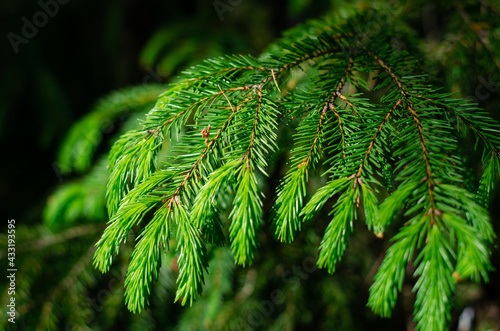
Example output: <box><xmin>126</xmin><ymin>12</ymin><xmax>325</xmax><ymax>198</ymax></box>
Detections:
<box><xmin>86</xmin><ymin>12</ymin><xmax>500</xmax><ymax>330</ymax></box>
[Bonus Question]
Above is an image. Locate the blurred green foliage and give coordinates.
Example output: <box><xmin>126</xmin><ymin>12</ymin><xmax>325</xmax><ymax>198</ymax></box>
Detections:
<box><xmin>1</xmin><ymin>0</ymin><xmax>500</xmax><ymax>330</ymax></box>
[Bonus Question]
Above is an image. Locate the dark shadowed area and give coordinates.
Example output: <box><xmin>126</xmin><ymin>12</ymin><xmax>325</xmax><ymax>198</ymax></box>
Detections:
<box><xmin>1</xmin><ymin>0</ymin><xmax>499</xmax><ymax>330</ymax></box>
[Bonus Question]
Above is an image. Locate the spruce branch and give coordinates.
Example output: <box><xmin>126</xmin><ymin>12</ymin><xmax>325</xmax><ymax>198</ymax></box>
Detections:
<box><xmin>57</xmin><ymin>84</ymin><xmax>165</xmax><ymax>174</ymax></box>
<box><xmin>88</xmin><ymin>13</ymin><xmax>500</xmax><ymax>330</ymax></box>
<box><xmin>273</xmin><ymin>58</ymin><xmax>354</xmax><ymax>243</ymax></box>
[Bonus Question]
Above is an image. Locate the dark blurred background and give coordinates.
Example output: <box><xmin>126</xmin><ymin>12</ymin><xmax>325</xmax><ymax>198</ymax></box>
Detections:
<box><xmin>0</xmin><ymin>0</ymin><xmax>310</xmax><ymax>224</ymax></box>
<box><xmin>1</xmin><ymin>0</ymin><xmax>500</xmax><ymax>330</ymax></box>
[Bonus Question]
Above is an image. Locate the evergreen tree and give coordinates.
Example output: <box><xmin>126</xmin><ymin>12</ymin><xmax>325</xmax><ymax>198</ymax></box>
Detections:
<box><xmin>93</xmin><ymin>11</ymin><xmax>500</xmax><ymax>330</ymax></box>
<box><xmin>4</xmin><ymin>1</ymin><xmax>500</xmax><ymax>330</ymax></box>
